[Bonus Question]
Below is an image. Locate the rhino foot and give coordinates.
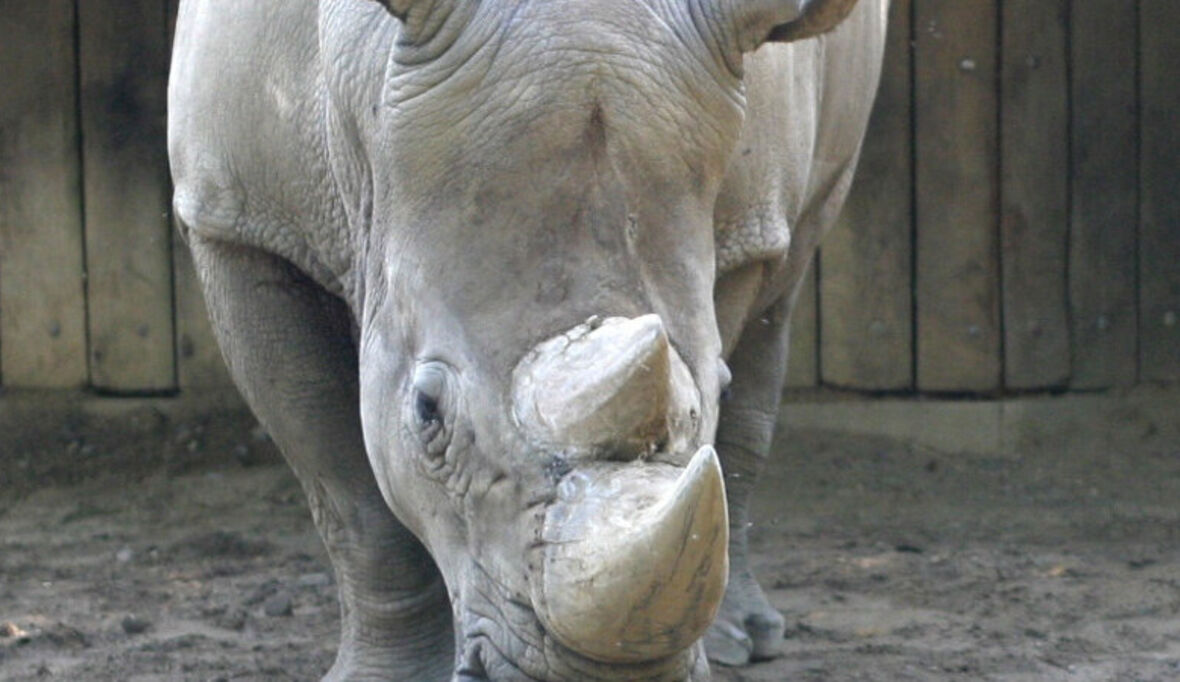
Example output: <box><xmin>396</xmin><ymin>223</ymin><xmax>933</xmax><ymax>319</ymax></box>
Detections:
<box><xmin>323</xmin><ymin>654</ymin><xmax>450</xmax><ymax>682</ymax></box>
<box><xmin>704</xmin><ymin>569</ymin><xmax>785</xmax><ymax>666</ymax></box>
<box><xmin>322</xmin><ymin>664</ymin><xmax>388</xmax><ymax>682</ymax></box>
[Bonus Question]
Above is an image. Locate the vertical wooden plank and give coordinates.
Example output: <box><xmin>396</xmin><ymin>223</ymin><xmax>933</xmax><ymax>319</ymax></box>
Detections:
<box><xmin>999</xmin><ymin>0</ymin><xmax>1070</xmax><ymax>389</ymax></box>
<box><xmin>820</xmin><ymin>0</ymin><xmax>913</xmax><ymax>391</ymax></box>
<box><xmin>166</xmin><ymin>0</ymin><xmax>179</xmax><ymax>38</ymax></box>
<box><xmin>914</xmin><ymin>0</ymin><xmax>1001</xmax><ymax>392</ymax></box>
<box><xmin>1069</xmin><ymin>0</ymin><xmax>1139</xmax><ymax>389</ymax></box>
<box><xmin>786</xmin><ymin>265</ymin><xmax>818</xmax><ymax>388</ymax></box>
<box><xmin>1140</xmin><ymin>0</ymin><xmax>1180</xmax><ymax>381</ymax></box>
<box><xmin>79</xmin><ymin>0</ymin><xmax>176</xmax><ymax>392</ymax></box>
<box><xmin>0</xmin><ymin>1</ymin><xmax>89</xmax><ymax>388</ymax></box>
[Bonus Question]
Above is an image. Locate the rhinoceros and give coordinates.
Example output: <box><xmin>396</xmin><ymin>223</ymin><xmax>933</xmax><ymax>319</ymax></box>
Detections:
<box><xmin>168</xmin><ymin>0</ymin><xmax>886</xmax><ymax>678</ymax></box>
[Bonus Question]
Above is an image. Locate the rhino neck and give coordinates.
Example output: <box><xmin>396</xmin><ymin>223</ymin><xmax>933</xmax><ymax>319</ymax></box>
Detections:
<box><xmin>453</xmin><ymin>561</ymin><xmax>711</xmax><ymax>682</ymax></box>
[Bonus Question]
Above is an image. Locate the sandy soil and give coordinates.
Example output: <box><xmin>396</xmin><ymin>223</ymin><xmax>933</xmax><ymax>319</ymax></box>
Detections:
<box><xmin>2</xmin><ymin>404</ymin><xmax>1179</xmax><ymax>681</ymax></box>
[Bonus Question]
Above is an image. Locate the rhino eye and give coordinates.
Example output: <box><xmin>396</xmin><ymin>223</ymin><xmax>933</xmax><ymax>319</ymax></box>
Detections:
<box><xmin>415</xmin><ymin>392</ymin><xmax>440</xmax><ymax>425</ymax></box>
<box><xmin>410</xmin><ymin>363</ymin><xmax>451</xmax><ymax>456</ymax></box>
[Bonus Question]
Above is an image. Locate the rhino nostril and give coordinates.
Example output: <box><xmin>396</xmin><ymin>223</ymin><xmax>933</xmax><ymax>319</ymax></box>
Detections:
<box><xmin>455</xmin><ymin>640</ymin><xmax>491</xmax><ymax>681</ymax></box>
<box><xmin>602</xmin><ymin>439</ymin><xmax>659</xmax><ymax>463</ymax></box>
<box><xmin>543</xmin><ymin>454</ymin><xmax>573</xmax><ymax>482</ymax></box>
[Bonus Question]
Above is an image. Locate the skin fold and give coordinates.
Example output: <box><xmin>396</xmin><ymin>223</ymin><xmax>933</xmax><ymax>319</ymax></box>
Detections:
<box><xmin>168</xmin><ymin>0</ymin><xmax>887</xmax><ymax>679</ymax></box>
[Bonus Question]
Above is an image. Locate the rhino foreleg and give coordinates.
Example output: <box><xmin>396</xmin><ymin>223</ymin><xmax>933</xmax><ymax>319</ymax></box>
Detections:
<box><xmin>707</xmin><ymin>294</ymin><xmax>793</xmax><ymax>666</ymax></box>
<box><xmin>187</xmin><ymin>234</ymin><xmax>453</xmax><ymax>681</ymax></box>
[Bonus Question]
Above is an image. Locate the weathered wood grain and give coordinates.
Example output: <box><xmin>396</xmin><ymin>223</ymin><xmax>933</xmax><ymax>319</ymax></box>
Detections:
<box><xmin>1139</xmin><ymin>0</ymin><xmax>1180</xmax><ymax>381</ymax></box>
<box><xmin>786</xmin><ymin>265</ymin><xmax>819</xmax><ymax>388</ymax></box>
<box><xmin>79</xmin><ymin>0</ymin><xmax>176</xmax><ymax>392</ymax></box>
<box><xmin>1069</xmin><ymin>0</ymin><xmax>1140</xmax><ymax>389</ymax></box>
<box><xmin>1000</xmin><ymin>0</ymin><xmax>1070</xmax><ymax>389</ymax></box>
<box><xmin>913</xmin><ymin>0</ymin><xmax>1001</xmax><ymax>392</ymax></box>
<box><xmin>820</xmin><ymin>0</ymin><xmax>913</xmax><ymax>391</ymax></box>
<box><xmin>0</xmin><ymin>2</ymin><xmax>88</xmax><ymax>388</ymax></box>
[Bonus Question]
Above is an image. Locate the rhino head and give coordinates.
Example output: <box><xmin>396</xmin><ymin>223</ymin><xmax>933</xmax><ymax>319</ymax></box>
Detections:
<box><xmin>348</xmin><ymin>0</ymin><xmax>857</xmax><ymax>677</ymax></box>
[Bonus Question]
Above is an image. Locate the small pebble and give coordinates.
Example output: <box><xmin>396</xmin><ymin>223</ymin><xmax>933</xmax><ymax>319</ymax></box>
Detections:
<box><xmin>297</xmin><ymin>572</ymin><xmax>332</xmax><ymax>588</ymax></box>
<box><xmin>250</xmin><ymin>425</ymin><xmax>270</xmax><ymax>443</ymax></box>
<box><xmin>116</xmin><ymin>547</ymin><xmax>134</xmax><ymax>563</ymax></box>
<box><xmin>243</xmin><ymin>579</ymin><xmax>279</xmax><ymax>606</ymax></box>
<box><xmin>216</xmin><ymin>607</ymin><xmax>247</xmax><ymax>632</ymax></box>
<box><xmin>121</xmin><ymin>615</ymin><xmax>151</xmax><ymax>635</ymax></box>
<box><xmin>263</xmin><ymin>592</ymin><xmax>293</xmax><ymax>617</ymax></box>
<box><xmin>233</xmin><ymin>442</ymin><xmax>268</xmax><ymax>467</ymax></box>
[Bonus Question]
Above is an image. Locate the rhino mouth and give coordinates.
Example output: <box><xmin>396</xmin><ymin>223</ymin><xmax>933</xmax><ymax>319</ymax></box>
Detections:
<box><xmin>455</xmin><ymin>547</ymin><xmax>715</xmax><ymax>682</ymax></box>
<box><xmin>446</xmin><ymin>442</ymin><xmax>726</xmax><ymax>681</ymax></box>
<box><xmin>458</xmin><ymin>637</ymin><xmax>709</xmax><ymax>682</ymax></box>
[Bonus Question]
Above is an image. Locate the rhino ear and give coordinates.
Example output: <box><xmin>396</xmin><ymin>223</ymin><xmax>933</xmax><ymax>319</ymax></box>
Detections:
<box><xmin>369</xmin><ymin>0</ymin><xmax>440</xmax><ymax>22</ymax></box>
<box><xmin>369</xmin><ymin>0</ymin><xmax>409</xmax><ymax>21</ymax></box>
<box><xmin>370</xmin><ymin>0</ymin><xmax>464</xmax><ymax>39</ymax></box>
<box><xmin>766</xmin><ymin>0</ymin><xmax>860</xmax><ymax>42</ymax></box>
<box><xmin>722</xmin><ymin>0</ymin><xmax>860</xmax><ymax>51</ymax></box>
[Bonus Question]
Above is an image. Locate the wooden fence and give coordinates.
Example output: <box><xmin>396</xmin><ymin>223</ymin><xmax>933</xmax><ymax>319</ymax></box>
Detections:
<box><xmin>0</xmin><ymin>1</ymin><xmax>1177</xmax><ymax>395</ymax></box>
<box><xmin>787</xmin><ymin>0</ymin><xmax>1179</xmax><ymax>393</ymax></box>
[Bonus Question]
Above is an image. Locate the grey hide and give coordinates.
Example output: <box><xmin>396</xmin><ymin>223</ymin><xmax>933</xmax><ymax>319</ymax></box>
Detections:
<box><xmin>168</xmin><ymin>0</ymin><xmax>887</xmax><ymax>679</ymax></box>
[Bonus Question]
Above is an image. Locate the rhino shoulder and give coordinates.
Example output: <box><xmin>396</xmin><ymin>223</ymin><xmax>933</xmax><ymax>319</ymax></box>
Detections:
<box><xmin>169</xmin><ymin>0</ymin><xmax>357</xmax><ymax>298</ymax></box>
<box><xmin>714</xmin><ymin>0</ymin><xmax>888</xmax><ymax>280</ymax></box>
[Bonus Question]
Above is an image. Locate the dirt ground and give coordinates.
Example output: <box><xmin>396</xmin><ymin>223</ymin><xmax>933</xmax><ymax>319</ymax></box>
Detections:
<box><xmin>1</xmin><ymin>398</ymin><xmax>1179</xmax><ymax>681</ymax></box>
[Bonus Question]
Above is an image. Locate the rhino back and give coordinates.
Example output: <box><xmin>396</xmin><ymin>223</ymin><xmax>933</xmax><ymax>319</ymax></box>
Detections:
<box><xmin>169</xmin><ymin>0</ymin><xmax>887</xmax><ymax>306</ymax></box>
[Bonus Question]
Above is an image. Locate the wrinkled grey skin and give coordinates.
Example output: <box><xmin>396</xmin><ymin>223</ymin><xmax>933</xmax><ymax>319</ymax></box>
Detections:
<box><xmin>168</xmin><ymin>0</ymin><xmax>886</xmax><ymax>679</ymax></box>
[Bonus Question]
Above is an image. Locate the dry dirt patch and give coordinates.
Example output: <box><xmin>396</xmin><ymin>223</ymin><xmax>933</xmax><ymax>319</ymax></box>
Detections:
<box><xmin>1</xmin><ymin>399</ymin><xmax>1179</xmax><ymax>680</ymax></box>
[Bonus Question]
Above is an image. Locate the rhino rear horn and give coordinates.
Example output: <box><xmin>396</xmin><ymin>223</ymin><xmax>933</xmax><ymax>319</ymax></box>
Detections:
<box><xmin>513</xmin><ymin>315</ymin><xmax>697</xmax><ymax>457</ymax></box>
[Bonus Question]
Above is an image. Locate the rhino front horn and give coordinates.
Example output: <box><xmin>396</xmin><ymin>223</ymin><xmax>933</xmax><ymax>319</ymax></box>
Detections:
<box><xmin>531</xmin><ymin>445</ymin><xmax>729</xmax><ymax>663</ymax></box>
<box><xmin>513</xmin><ymin>314</ymin><xmax>697</xmax><ymax>457</ymax></box>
